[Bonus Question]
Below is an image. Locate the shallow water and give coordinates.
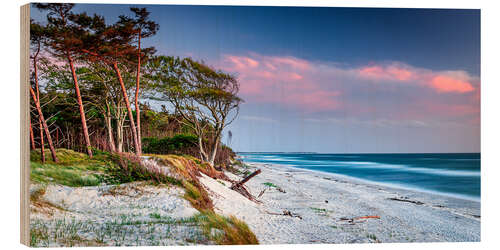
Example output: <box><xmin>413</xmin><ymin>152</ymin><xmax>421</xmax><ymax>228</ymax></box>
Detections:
<box><xmin>238</xmin><ymin>153</ymin><xmax>480</xmax><ymax>201</ymax></box>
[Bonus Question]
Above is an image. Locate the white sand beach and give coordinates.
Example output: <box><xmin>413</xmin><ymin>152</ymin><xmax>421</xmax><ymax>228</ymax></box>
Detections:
<box><xmin>201</xmin><ymin>162</ymin><xmax>480</xmax><ymax>244</ymax></box>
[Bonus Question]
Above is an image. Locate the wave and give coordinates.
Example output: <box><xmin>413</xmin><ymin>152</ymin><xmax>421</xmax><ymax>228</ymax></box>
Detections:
<box><xmin>240</xmin><ymin>153</ymin><xmax>480</xmax><ymax>201</ymax></box>
<box><xmin>310</xmin><ymin>160</ymin><xmax>480</xmax><ymax>177</ymax></box>
<box><xmin>258</xmin><ymin>162</ymin><xmax>481</xmax><ymax>202</ymax></box>
<box><xmin>246</xmin><ymin>157</ymin><xmax>480</xmax><ymax>177</ymax></box>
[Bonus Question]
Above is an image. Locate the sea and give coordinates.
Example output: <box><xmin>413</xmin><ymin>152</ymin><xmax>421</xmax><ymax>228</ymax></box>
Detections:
<box><xmin>238</xmin><ymin>152</ymin><xmax>480</xmax><ymax>202</ymax></box>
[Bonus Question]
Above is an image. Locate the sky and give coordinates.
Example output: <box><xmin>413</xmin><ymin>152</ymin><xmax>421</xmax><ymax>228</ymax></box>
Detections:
<box><xmin>31</xmin><ymin>4</ymin><xmax>481</xmax><ymax>153</ymax></box>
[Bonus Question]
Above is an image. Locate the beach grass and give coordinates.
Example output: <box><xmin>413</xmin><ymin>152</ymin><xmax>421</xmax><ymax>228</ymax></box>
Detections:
<box><xmin>30</xmin><ymin>214</ymin><xmax>208</xmax><ymax>247</ymax></box>
<box><xmin>195</xmin><ymin>211</ymin><xmax>259</xmax><ymax>245</ymax></box>
<box><xmin>30</xmin><ymin>149</ymin><xmax>110</xmax><ymax>187</ymax></box>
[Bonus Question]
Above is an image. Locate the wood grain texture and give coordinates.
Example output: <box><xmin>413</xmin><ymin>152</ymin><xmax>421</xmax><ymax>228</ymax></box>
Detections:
<box><xmin>20</xmin><ymin>3</ymin><xmax>30</xmax><ymax>246</ymax></box>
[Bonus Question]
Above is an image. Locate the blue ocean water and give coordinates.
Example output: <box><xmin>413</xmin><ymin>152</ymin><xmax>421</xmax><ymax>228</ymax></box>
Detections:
<box><xmin>238</xmin><ymin>153</ymin><xmax>480</xmax><ymax>201</ymax></box>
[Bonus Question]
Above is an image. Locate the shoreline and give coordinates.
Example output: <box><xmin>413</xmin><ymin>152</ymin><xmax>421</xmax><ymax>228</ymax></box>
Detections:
<box><xmin>245</xmin><ymin>161</ymin><xmax>481</xmax><ymax>203</ymax></box>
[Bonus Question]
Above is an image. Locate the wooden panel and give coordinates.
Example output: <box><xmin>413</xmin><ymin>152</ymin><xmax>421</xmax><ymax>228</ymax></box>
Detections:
<box><xmin>20</xmin><ymin>3</ymin><xmax>30</xmax><ymax>246</ymax></box>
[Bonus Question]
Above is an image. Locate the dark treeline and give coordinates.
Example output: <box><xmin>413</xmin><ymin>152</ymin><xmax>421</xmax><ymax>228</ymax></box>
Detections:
<box><xmin>30</xmin><ymin>3</ymin><xmax>242</xmax><ymax>167</ymax></box>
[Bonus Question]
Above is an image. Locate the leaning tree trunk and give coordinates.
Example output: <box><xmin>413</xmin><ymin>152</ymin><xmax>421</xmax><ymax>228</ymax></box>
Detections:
<box><xmin>134</xmin><ymin>30</ymin><xmax>142</xmax><ymax>154</ymax></box>
<box><xmin>67</xmin><ymin>53</ymin><xmax>93</xmax><ymax>158</ymax></box>
<box><xmin>112</xmin><ymin>62</ymin><xmax>140</xmax><ymax>156</ymax></box>
<box><xmin>29</xmin><ymin>120</ymin><xmax>35</xmax><ymax>150</ymax></box>
<box><xmin>33</xmin><ymin>51</ymin><xmax>54</xmax><ymax>162</ymax></box>
<box><xmin>36</xmin><ymin>83</ymin><xmax>45</xmax><ymax>163</ymax></box>
<box><xmin>39</xmin><ymin>118</ymin><xmax>45</xmax><ymax>163</ymax></box>
<box><xmin>29</xmin><ymin>87</ymin><xmax>58</xmax><ymax>163</ymax></box>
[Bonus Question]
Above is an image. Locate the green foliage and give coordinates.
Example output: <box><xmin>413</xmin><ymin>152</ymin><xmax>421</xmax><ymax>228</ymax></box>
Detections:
<box><xmin>309</xmin><ymin>207</ymin><xmax>331</xmax><ymax>217</ymax></box>
<box><xmin>262</xmin><ymin>182</ymin><xmax>279</xmax><ymax>188</ymax></box>
<box><xmin>309</xmin><ymin>207</ymin><xmax>328</xmax><ymax>213</ymax></box>
<box><xmin>142</xmin><ymin>134</ymin><xmax>198</xmax><ymax>155</ymax></box>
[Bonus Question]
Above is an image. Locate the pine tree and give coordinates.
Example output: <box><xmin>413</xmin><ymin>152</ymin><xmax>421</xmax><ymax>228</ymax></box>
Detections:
<box><xmin>117</xmin><ymin>7</ymin><xmax>159</xmax><ymax>154</ymax></box>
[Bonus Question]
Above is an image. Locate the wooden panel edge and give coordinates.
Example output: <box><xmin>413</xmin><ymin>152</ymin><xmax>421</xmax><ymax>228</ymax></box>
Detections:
<box><xmin>20</xmin><ymin>3</ymin><xmax>30</xmax><ymax>247</ymax></box>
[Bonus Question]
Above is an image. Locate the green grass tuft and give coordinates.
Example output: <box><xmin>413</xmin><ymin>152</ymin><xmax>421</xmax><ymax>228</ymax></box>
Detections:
<box><xmin>195</xmin><ymin>211</ymin><xmax>258</xmax><ymax>245</ymax></box>
<box><xmin>31</xmin><ymin>162</ymin><xmax>105</xmax><ymax>187</ymax></box>
<box><xmin>262</xmin><ymin>182</ymin><xmax>278</xmax><ymax>188</ymax></box>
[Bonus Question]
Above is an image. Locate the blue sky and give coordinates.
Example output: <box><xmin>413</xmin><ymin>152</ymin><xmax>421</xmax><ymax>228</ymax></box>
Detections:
<box><xmin>32</xmin><ymin>4</ymin><xmax>481</xmax><ymax>153</ymax></box>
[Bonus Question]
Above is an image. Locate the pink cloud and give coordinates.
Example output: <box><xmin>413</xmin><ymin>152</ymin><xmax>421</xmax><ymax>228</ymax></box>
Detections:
<box><xmin>359</xmin><ymin>65</ymin><xmax>413</xmax><ymax>81</ymax></box>
<box><xmin>359</xmin><ymin>66</ymin><xmax>386</xmax><ymax>79</ymax></box>
<box><xmin>287</xmin><ymin>91</ymin><xmax>341</xmax><ymax>110</ymax></box>
<box><xmin>430</xmin><ymin>75</ymin><xmax>475</xmax><ymax>93</ymax></box>
<box><xmin>357</xmin><ymin>63</ymin><xmax>475</xmax><ymax>93</ymax></box>
<box><xmin>270</xmin><ymin>57</ymin><xmax>311</xmax><ymax>70</ymax></box>
<box><xmin>219</xmin><ymin>54</ymin><xmax>339</xmax><ymax>111</ymax></box>
<box><xmin>290</xmin><ymin>73</ymin><xmax>303</xmax><ymax>80</ymax></box>
<box><xmin>226</xmin><ymin>55</ymin><xmax>259</xmax><ymax>70</ymax></box>
<box><xmin>217</xmin><ymin>53</ymin><xmax>479</xmax><ymax>118</ymax></box>
<box><xmin>387</xmin><ymin>66</ymin><xmax>413</xmax><ymax>81</ymax></box>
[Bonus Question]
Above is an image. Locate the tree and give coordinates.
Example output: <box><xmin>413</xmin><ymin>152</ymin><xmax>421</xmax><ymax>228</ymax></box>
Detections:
<box><xmin>35</xmin><ymin>3</ymin><xmax>93</xmax><ymax>157</ymax></box>
<box><xmin>78</xmin><ymin>62</ymin><xmax>132</xmax><ymax>153</ymax></box>
<box><xmin>74</xmin><ymin>13</ymin><xmax>141</xmax><ymax>155</ymax></box>
<box><xmin>150</xmin><ymin>56</ymin><xmax>242</xmax><ymax>166</ymax></box>
<box><xmin>118</xmin><ymin>7</ymin><xmax>159</xmax><ymax>154</ymax></box>
<box><xmin>30</xmin><ymin>20</ymin><xmax>58</xmax><ymax>162</ymax></box>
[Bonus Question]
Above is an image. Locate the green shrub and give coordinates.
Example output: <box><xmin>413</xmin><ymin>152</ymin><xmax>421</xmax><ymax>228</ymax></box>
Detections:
<box><xmin>97</xmin><ymin>150</ymin><xmax>181</xmax><ymax>186</ymax></box>
<box><xmin>142</xmin><ymin>134</ymin><xmax>198</xmax><ymax>155</ymax></box>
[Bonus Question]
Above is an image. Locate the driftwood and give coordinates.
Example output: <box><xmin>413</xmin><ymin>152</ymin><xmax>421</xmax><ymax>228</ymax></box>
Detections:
<box><xmin>355</xmin><ymin>216</ymin><xmax>380</xmax><ymax>220</ymax></box>
<box><xmin>265</xmin><ymin>209</ymin><xmax>302</xmax><ymax>219</ymax></box>
<box><xmin>231</xmin><ymin>169</ymin><xmax>262</xmax><ymax>202</ymax></box>
<box><xmin>283</xmin><ymin>209</ymin><xmax>302</xmax><ymax>219</ymax></box>
<box><xmin>338</xmin><ymin>215</ymin><xmax>380</xmax><ymax>224</ymax></box>
<box><xmin>258</xmin><ymin>187</ymin><xmax>269</xmax><ymax>198</ymax></box>
<box><xmin>388</xmin><ymin>197</ymin><xmax>424</xmax><ymax>205</ymax></box>
<box><xmin>235</xmin><ymin>169</ymin><xmax>262</xmax><ymax>186</ymax></box>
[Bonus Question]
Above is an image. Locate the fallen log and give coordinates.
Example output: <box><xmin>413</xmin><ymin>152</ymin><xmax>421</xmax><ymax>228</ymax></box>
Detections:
<box><xmin>231</xmin><ymin>169</ymin><xmax>262</xmax><ymax>202</ymax></box>
<box><xmin>235</xmin><ymin>169</ymin><xmax>262</xmax><ymax>186</ymax></box>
